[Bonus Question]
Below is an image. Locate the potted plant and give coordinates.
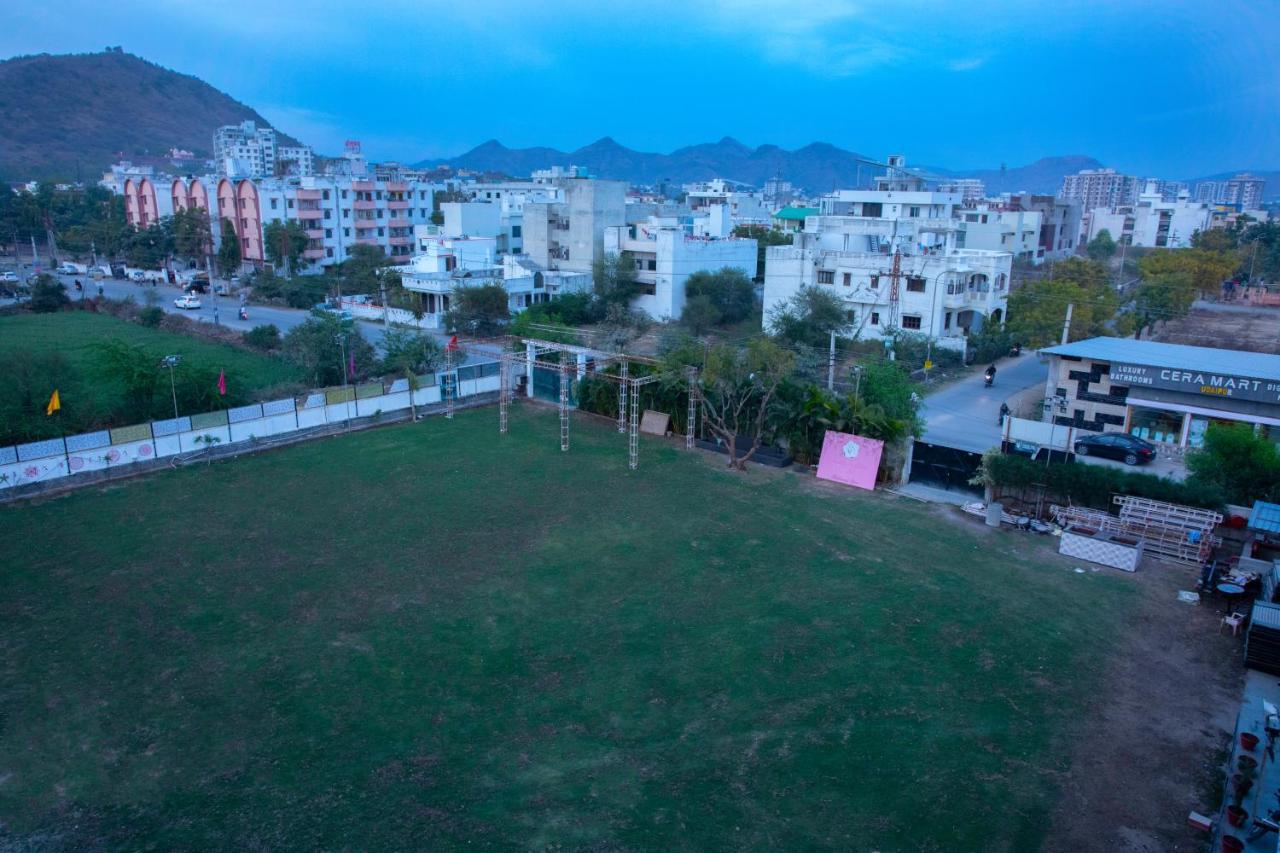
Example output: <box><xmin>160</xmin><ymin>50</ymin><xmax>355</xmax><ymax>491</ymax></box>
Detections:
<box><xmin>1227</xmin><ymin>804</ymin><xmax>1249</xmax><ymax>828</ymax></box>
<box><xmin>1241</xmin><ymin>731</ymin><xmax>1260</xmax><ymax>751</ymax></box>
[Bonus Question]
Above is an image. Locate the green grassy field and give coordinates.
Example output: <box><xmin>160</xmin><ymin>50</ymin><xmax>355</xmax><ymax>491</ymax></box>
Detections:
<box><xmin>0</xmin><ymin>311</ymin><xmax>302</xmax><ymax>445</ymax></box>
<box><xmin>0</xmin><ymin>407</ymin><xmax>1132</xmax><ymax>850</ymax></box>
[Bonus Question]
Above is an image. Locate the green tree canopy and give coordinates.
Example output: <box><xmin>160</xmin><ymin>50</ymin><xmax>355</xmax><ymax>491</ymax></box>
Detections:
<box><xmin>1186</xmin><ymin>423</ymin><xmax>1280</xmax><ymax>506</ymax></box>
<box><xmin>680</xmin><ymin>294</ymin><xmax>721</xmax><ymax>335</ymax></box>
<box><xmin>592</xmin><ymin>251</ymin><xmax>638</xmax><ymax>307</ymax></box>
<box><xmin>216</xmin><ymin>219</ymin><xmax>241</xmax><ymax>279</ymax></box>
<box><xmin>281</xmin><ymin>310</ymin><xmax>377</xmax><ymax>388</ymax></box>
<box><xmin>1086</xmin><ymin>229</ymin><xmax>1117</xmax><ymax>262</ymax></box>
<box><xmin>444</xmin><ymin>283</ymin><xmax>510</xmax><ymax>336</ymax></box>
<box><xmin>768</xmin><ymin>286</ymin><xmax>850</xmax><ymax>348</ymax></box>
<box><xmin>684</xmin><ymin>267</ymin><xmax>756</xmax><ymax>325</ymax></box>
<box><xmin>27</xmin><ymin>274</ymin><xmax>68</xmax><ymax>313</ymax></box>
<box><xmin>263</xmin><ymin>219</ymin><xmax>312</xmax><ymax>275</ymax></box>
<box><xmin>1137</xmin><ymin>248</ymin><xmax>1235</xmax><ymax>296</ymax></box>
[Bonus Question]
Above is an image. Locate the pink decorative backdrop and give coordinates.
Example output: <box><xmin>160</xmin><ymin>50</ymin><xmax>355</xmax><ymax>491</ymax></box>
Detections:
<box><xmin>815</xmin><ymin>431</ymin><xmax>883</xmax><ymax>491</ymax></box>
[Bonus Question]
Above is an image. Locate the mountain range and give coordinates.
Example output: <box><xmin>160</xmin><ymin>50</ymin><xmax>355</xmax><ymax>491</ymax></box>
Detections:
<box><xmin>419</xmin><ymin>137</ymin><xmax>1108</xmax><ymax>196</ymax></box>
<box><xmin>0</xmin><ymin>50</ymin><xmax>296</xmax><ymax>181</ymax></box>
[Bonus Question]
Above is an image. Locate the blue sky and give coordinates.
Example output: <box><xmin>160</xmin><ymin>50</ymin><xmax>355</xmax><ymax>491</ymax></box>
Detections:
<box><xmin>5</xmin><ymin>0</ymin><xmax>1278</xmax><ymax>177</ymax></box>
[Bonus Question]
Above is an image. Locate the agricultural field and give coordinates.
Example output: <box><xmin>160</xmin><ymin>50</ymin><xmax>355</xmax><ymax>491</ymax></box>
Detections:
<box><xmin>0</xmin><ymin>406</ymin><xmax>1142</xmax><ymax>849</ymax></box>
<box><xmin>0</xmin><ymin>311</ymin><xmax>302</xmax><ymax>445</ymax></box>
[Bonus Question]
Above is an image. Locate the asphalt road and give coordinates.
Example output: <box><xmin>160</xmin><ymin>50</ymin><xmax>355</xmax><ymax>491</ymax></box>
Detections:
<box><xmin>921</xmin><ymin>353</ymin><xmax>1048</xmax><ymax>453</ymax></box>
<box><xmin>42</xmin><ymin>273</ymin><xmax>501</xmax><ymax>365</ymax></box>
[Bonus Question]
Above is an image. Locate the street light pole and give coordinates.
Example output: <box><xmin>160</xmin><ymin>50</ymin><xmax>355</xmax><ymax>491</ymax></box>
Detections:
<box><xmin>160</xmin><ymin>354</ymin><xmax>182</xmax><ymax>452</ymax></box>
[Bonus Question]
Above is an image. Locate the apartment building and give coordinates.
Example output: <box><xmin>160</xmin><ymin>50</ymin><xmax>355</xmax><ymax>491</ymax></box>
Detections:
<box><xmin>523</xmin><ymin>179</ymin><xmax>627</xmax><ymax>275</ymax></box>
<box><xmin>213</xmin><ymin>121</ymin><xmax>314</xmax><ymax>179</ymax></box>
<box><xmin>683</xmin><ymin>179</ymin><xmax>771</xmax><ymax>226</ymax></box>
<box><xmin>1059</xmin><ymin>168</ymin><xmax>1139</xmax><ymax>210</ymax></box>
<box><xmin>1003</xmin><ymin>194</ymin><xmax>1081</xmax><ymax>260</ymax></box>
<box><xmin>604</xmin><ymin>220</ymin><xmax>757</xmax><ymax>320</ymax></box>
<box><xmin>936</xmin><ymin>178</ymin><xmax>986</xmax><ymax>204</ymax></box>
<box><xmin>956</xmin><ymin>207</ymin><xmax>1043</xmax><ymax>262</ymax></box>
<box><xmin>1194</xmin><ymin>174</ymin><xmax>1267</xmax><ymax>209</ymax></box>
<box><xmin>763</xmin><ymin>159</ymin><xmax>1011</xmax><ymax>349</ymax></box>
<box><xmin>1083</xmin><ymin>181</ymin><xmax>1211</xmax><ymax>249</ymax></box>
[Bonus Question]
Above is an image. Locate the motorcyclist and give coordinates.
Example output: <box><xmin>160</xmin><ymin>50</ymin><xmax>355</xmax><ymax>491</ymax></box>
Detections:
<box><xmin>984</xmin><ymin>364</ymin><xmax>997</xmax><ymax>386</ymax></box>
<box><xmin>73</xmin><ymin>279</ymin><xmax>82</xmax><ymax>293</ymax></box>
<box><xmin>999</xmin><ymin>402</ymin><xmax>1010</xmax><ymax>425</ymax></box>
<box><xmin>238</xmin><ymin>306</ymin><xmax>248</xmax><ymax>321</ymax></box>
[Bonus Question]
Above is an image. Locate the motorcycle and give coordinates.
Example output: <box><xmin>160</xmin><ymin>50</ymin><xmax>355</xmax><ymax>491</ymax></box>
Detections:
<box><xmin>238</xmin><ymin>307</ymin><xmax>249</xmax><ymax>321</ymax></box>
<box><xmin>983</xmin><ymin>367</ymin><xmax>996</xmax><ymax>388</ymax></box>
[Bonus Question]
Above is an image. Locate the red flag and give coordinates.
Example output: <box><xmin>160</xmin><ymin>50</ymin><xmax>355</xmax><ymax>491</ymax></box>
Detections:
<box><xmin>446</xmin><ymin>335</ymin><xmax>458</xmax><ymax>352</ymax></box>
<box><xmin>216</xmin><ymin>369</ymin><xmax>226</xmax><ymax>396</ymax></box>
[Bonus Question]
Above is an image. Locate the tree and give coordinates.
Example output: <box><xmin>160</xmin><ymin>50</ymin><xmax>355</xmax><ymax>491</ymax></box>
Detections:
<box><xmin>592</xmin><ymin>251</ymin><xmax>638</xmax><ymax>307</ymax></box>
<box><xmin>1191</xmin><ymin>228</ymin><xmax>1237</xmax><ymax>253</ymax></box>
<box><xmin>1138</xmin><ymin>248</ymin><xmax>1235</xmax><ymax>297</ymax></box>
<box><xmin>337</xmin><ymin>243</ymin><xmax>394</xmax><ymax>296</ymax></box>
<box><xmin>168</xmin><ymin>207</ymin><xmax>213</xmax><ymax>265</ymax></box>
<box><xmin>684</xmin><ymin>267</ymin><xmax>756</xmax><ymax>324</ymax></box>
<box><xmin>1121</xmin><ymin>271</ymin><xmax>1198</xmax><ymax>337</ymax></box>
<box><xmin>1186</xmin><ymin>423</ymin><xmax>1280</xmax><ymax>506</ymax></box>
<box><xmin>732</xmin><ymin>224</ymin><xmax>794</xmax><ymax>280</ymax></box>
<box><xmin>674</xmin><ymin>338</ymin><xmax>794</xmax><ymax>470</ymax></box>
<box><xmin>93</xmin><ymin>339</ymin><xmax>159</xmax><ymax>423</ymax></box>
<box><xmin>381</xmin><ymin>327</ymin><xmax>441</xmax><ymax>375</ymax></box>
<box><xmin>1238</xmin><ymin>222</ymin><xmax>1280</xmax><ymax>282</ymax></box>
<box><xmin>1085</xmin><ymin>229</ymin><xmax>1117</xmax><ymax>262</ymax></box>
<box><xmin>27</xmin><ymin>274</ymin><xmax>68</xmax><ymax>313</ymax></box>
<box><xmin>681</xmin><ymin>294</ymin><xmax>721</xmax><ymax>335</ymax></box>
<box><xmin>121</xmin><ymin>222</ymin><xmax>172</xmax><ymax>268</ymax></box>
<box><xmin>444</xmin><ymin>283</ymin><xmax>510</xmax><ymax>336</ymax></box>
<box><xmin>216</xmin><ymin>219</ymin><xmax>241</xmax><ymax>278</ymax></box>
<box><xmin>858</xmin><ymin>361</ymin><xmax>924</xmax><ymax>437</ymax></box>
<box><xmin>281</xmin><ymin>310</ymin><xmax>377</xmax><ymax>387</ymax></box>
<box><xmin>1006</xmin><ymin>272</ymin><xmax>1119</xmax><ymax>348</ymax></box>
<box><xmin>768</xmin><ymin>286</ymin><xmax>849</xmax><ymax>348</ymax></box>
<box><xmin>263</xmin><ymin>219</ymin><xmax>311</xmax><ymax>275</ymax></box>
<box><xmin>243</xmin><ymin>324</ymin><xmax>282</xmax><ymax>350</ymax></box>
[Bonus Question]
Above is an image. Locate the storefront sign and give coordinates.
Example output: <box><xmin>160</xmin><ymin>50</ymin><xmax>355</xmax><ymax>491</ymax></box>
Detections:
<box><xmin>1110</xmin><ymin>362</ymin><xmax>1280</xmax><ymax>403</ymax></box>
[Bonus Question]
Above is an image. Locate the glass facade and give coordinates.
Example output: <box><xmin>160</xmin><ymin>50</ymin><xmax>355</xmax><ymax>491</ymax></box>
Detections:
<box><xmin>1128</xmin><ymin>406</ymin><xmax>1184</xmax><ymax>444</ymax></box>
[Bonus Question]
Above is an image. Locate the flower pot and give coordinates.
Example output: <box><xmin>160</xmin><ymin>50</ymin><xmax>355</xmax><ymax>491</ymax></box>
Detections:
<box><xmin>1227</xmin><ymin>804</ymin><xmax>1249</xmax><ymax>828</ymax></box>
<box><xmin>1239</xmin><ymin>754</ymin><xmax>1259</xmax><ymax>772</ymax></box>
<box><xmin>1242</xmin><ymin>732</ymin><xmax>1260</xmax><ymax>751</ymax></box>
<box><xmin>1222</xmin><ymin>835</ymin><xmax>1245</xmax><ymax>853</ymax></box>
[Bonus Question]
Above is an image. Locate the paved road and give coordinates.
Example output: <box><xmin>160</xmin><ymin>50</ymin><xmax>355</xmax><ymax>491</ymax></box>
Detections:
<box><xmin>44</xmin><ymin>273</ymin><xmax>501</xmax><ymax>365</ymax></box>
<box><xmin>921</xmin><ymin>353</ymin><xmax>1047</xmax><ymax>453</ymax></box>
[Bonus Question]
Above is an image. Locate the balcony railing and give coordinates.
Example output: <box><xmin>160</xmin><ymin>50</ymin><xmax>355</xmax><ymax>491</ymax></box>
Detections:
<box><xmin>388</xmin><ymin>217</ymin><xmax>411</xmax><ymax>228</ymax></box>
<box><xmin>387</xmin><ymin>200</ymin><xmax>409</xmax><ymax>210</ymax></box>
<box><xmin>296</xmin><ymin>208</ymin><xmax>323</xmax><ymax>219</ymax></box>
<box><xmin>353</xmin><ymin>200</ymin><xmax>376</xmax><ymax>211</ymax></box>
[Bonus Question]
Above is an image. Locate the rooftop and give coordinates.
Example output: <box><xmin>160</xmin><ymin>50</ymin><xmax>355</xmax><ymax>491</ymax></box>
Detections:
<box><xmin>1042</xmin><ymin>337</ymin><xmax>1280</xmax><ymax>382</ymax></box>
<box><xmin>774</xmin><ymin>206</ymin><xmax>819</xmax><ymax>221</ymax></box>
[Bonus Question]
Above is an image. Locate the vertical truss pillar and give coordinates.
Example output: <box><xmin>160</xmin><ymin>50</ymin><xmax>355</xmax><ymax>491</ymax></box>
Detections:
<box><xmin>559</xmin><ymin>354</ymin><xmax>570</xmax><ymax>452</ymax></box>
<box><xmin>617</xmin><ymin>360</ymin><xmax>628</xmax><ymax>433</ymax></box>
<box><xmin>499</xmin><ymin>352</ymin><xmax>510</xmax><ymax>434</ymax></box>
<box><xmin>686</xmin><ymin>367</ymin><xmax>698</xmax><ymax>450</ymax></box>
<box><xmin>444</xmin><ymin>345</ymin><xmax>454</xmax><ymax>419</ymax></box>
<box><xmin>628</xmin><ymin>378</ymin><xmax>640</xmax><ymax>470</ymax></box>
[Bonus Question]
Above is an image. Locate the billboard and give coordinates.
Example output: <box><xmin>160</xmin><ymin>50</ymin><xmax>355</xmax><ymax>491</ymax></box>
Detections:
<box><xmin>1109</xmin><ymin>363</ymin><xmax>1280</xmax><ymax>404</ymax></box>
<box><xmin>816</xmin><ymin>431</ymin><xmax>884</xmax><ymax>491</ymax></box>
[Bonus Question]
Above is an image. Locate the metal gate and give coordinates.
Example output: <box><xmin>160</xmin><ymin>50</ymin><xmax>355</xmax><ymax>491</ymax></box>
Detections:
<box><xmin>909</xmin><ymin>440</ymin><xmax>984</xmax><ymax>495</ymax></box>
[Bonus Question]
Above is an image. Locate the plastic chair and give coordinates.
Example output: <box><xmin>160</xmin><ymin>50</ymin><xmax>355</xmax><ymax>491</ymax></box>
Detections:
<box><xmin>1222</xmin><ymin>612</ymin><xmax>1246</xmax><ymax>636</ymax></box>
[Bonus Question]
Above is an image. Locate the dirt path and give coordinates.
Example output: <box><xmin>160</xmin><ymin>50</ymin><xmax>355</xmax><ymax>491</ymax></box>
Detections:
<box><xmin>1043</xmin><ymin>560</ymin><xmax>1242</xmax><ymax>852</ymax></box>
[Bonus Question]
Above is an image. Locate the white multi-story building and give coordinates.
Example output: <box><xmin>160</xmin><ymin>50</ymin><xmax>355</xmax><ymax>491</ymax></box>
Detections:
<box><xmin>604</xmin><ymin>219</ymin><xmax>757</xmax><ymax>321</ymax></box>
<box><xmin>213</xmin><ymin>121</ymin><xmax>314</xmax><ymax>178</ymax></box>
<box><xmin>956</xmin><ymin>207</ymin><xmax>1043</xmax><ymax>263</ymax></box>
<box><xmin>762</xmin><ymin>158</ymin><xmax>1011</xmax><ymax>349</ymax></box>
<box><xmin>1060</xmin><ymin>168</ymin><xmax>1139</xmax><ymax>210</ymax></box>
<box><xmin>523</xmin><ymin>179</ymin><xmax>627</xmax><ymax>275</ymax></box>
<box><xmin>1000</xmin><ymin>194</ymin><xmax>1081</xmax><ymax>261</ymax></box>
<box><xmin>937</xmin><ymin>178</ymin><xmax>986</xmax><ymax>204</ymax></box>
<box><xmin>683</xmin><ymin>179</ymin><xmax>771</xmax><ymax>227</ymax></box>
<box><xmin>1083</xmin><ymin>180</ymin><xmax>1212</xmax><ymax>249</ymax></box>
<box><xmin>1194</xmin><ymin>174</ymin><xmax>1267</xmax><ymax>209</ymax></box>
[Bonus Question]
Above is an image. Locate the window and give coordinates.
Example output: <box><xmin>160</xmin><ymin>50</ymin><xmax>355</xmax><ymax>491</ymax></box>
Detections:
<box><xmin>862</xmin><ymin>202</ymin><xmax>882</xmax><ymax>217</ymax></box>
<box><xmin>377</xmin><ymin>209</ymin><xmax>384</xmax><ymax>219</ymax></box>
<box><xmin>420</xmin><ymin>209</ymin><xmax>428</xmax><ymax>217</ymax></box>
<box><xmin>965</xmin><ymin>213</ymin><xmax>978</xmax><ymax>222</ymax></box>
<box><xmin>842</xmin><ymin>272</ymin><xmax>851</xmax><ymax>287</ymax></box>
<box><xmin>902</xmin><ymin>315</ymin><xmax>922</xmax><ymax>330</ymax></box>
<box><xmin>325</xmin><ymin>229</ymin><xmax>332</xmax><ymax>238</ymax></box>
<box><xmin>375</xmin><ymin>191</ymin><xmax>383</xmax><ymax>200</ymax></box>
<box><xmin>870</xmin><ymin>312</ymin><xmax>880</xmax><ymax>325</ymax></box>
<box><xmin>943</xmin><ymin>312</ymin><xmax>951</xmax><ymax>330</ymax></box>
<box><xmin>342</xmin><ymin>209</ymin><xmax>349</xmax><ymax>219</ymax></box>
<box><xmin>906</xmin><ymin>277</ymin><xmax>925</xmax><ymax>293</ymax></box>
<box><xmin>341</xmin><ymin>190</ymin><xmax>348</xmax><ymax>199</ymax></box>
<box><xmin>323</xmin><ymin>190</ymin><xmax>330</xmax><ymax>200</ymax></box>
<box><xmin>270</xmin><ymin>198</ymin><xmax>278</xmax><ymax>210</ymax></box>
<box><xmin>512</xmin><ymin>225</ymin><xmax>522</xmax><ymax>238</ymax></box>
<box><xmin>343</xmin><ymin>228</ymin><xmax>350</xmax><ymax>237</ymax></box>
<box><xmin>377</xmin><ymin>227</ymin><xmax>385</xmax><ymax>237</ymax></box>
<box><xmin>325</xmin><ymin>247</ymin><xmax>333</xmax><ymax>258</ymax></box>
<box><xmin>869</xmin><ymin>275</ymin><xmax>879</xmax><ymax>289</ymax></box>
<box><xmin>909</xmin><ymin>206</ymin><xmax>920</xmax><ymax>218</ymax></box>
<box><xmin>646</xmin><ymin>259</ymin><xmax>656</xmax><ymax>271</ymax></box>
<box><xmin>817</xmin><ymin>269</ymin><xmax>835</xmax><ymax>285</ymax></box>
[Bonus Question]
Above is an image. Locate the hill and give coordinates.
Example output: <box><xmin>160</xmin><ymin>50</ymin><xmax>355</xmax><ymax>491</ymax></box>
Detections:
<box><xmin>0</xmin><ymin>50</ymin><xmax>299</xmax><ymax>181</ymax></box>
<box><xmin>421</xmin><ymin>137</ymin><xmax>1105</xmax><ymax>195</ymax></box>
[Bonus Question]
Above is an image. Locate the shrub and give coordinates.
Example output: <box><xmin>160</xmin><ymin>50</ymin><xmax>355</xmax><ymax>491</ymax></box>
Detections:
<box><xmin>974</xmin><ymin>450</ymin><xmax>1225</xmax><ymax>512</ymax></box>
<box><xmin>28</xmin><ymin>274</ymin><xmax>68</xmax><ymax>313</ymax></box>
<box><xmin>139</xmin><ymin>306</ymin><xmax>164</xmax><ymax>328</ymax></box>
<box><xmin>243</xmin><ymin>324</ymin><xmax>282</xmax><ymax>351</ymax></box>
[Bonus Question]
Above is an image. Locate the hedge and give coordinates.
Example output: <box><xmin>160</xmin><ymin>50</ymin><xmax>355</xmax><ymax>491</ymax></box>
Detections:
<box><xmin>975</xmin><ymin>450</ymin><xmax>1225</xmax><ymax>512</ymax></box>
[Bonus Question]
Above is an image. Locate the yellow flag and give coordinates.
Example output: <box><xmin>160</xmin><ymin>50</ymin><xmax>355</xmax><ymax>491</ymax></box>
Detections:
<box><xmin>46</xmin><ymin>389</ymin><xmax>60</xmax><ymax>416</ymax></box>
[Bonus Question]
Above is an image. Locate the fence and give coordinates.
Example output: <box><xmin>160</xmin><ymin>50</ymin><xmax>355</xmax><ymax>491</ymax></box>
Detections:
<box><xmin>0</xmin><ymin>361</ymin><xmax>502</xmax><ymax>494</ymax></box>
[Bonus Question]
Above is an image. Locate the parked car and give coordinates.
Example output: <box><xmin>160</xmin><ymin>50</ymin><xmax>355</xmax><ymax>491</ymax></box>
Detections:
<box><xmin>183</xmin><ymin>280</ymin><xmax>209</xmax><ymax>294</ymax></box>
<box><xmin>1073</xmin><ymin>433</ymin><xmax>1156</xmax><ymax>466</ymax></box>
<box><xmin>313</xmin><ymin>303</ymin><xmax>354</xmax><ymax>322</ymax></box>
<box><xmin>129</xmin><ymin>270</ymin><xmax>147</xmax><ymax>282</ymax></box>
<box><xmin>110</xmin><ymin>263</ymin><xmax>127</xmax><ymax>279</ymax></box>
<box><xmin>0</xmin><ymin>271</ymin><xmax>18</xmax><ymax>283</ymax></box>
<box><xmin>173</xmin><ymin>294</ymin><xmax>202</xmax><ymax>310</ymax></box>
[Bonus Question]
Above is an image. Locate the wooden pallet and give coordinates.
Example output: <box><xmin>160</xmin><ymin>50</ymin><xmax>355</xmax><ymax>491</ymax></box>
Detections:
<box><xmin>1050</xmin><ymin>502</ymin><xmax>1220</xmax><ymax>567</ymax></box>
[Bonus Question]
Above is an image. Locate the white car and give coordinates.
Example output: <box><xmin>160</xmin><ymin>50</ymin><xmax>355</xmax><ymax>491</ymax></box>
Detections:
<box><xmin>0</xmin><ymin>271</ymin><xmax>18</xmax><ymax>283</ymax></box>
<box><xmin>129</xmin><ymin>270</ymin><xmax>147</xmax><ymax>281</ymax></box>
<box><xmin>174</xmin><ymin>294</ymin><xmax>202</xmax><ymax>310</ymax></box>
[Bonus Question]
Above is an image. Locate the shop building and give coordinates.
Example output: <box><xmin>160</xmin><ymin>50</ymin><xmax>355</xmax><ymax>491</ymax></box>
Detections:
<box><xmin>1040</xmin><ymin>337</ymin><xmax>1280</xmax><ymax>449</ymax></box>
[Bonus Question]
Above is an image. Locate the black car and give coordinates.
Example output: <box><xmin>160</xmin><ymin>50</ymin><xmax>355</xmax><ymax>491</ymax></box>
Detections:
<box><xmin>1073</xmin><ymin>432</ymin><xmax>1157</xmax><ymax>465</ymax></box>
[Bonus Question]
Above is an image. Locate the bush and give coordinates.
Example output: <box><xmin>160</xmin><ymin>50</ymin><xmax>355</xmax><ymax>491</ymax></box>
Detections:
<box><xmin>243</xmin><ymin>324</ymin><xmax>282</xmax><ymax>351</ymax></box>
<box><xmin>139</xmin><ymin>306</ymin><xmax>164</xmax><ymax>328</ymax></box>
<box><xmin>974</xmin><ymin>450</ymin><xmax>1225</xmax><ymax>512</ymax></box>
<box><xmin>28</xmin><ymin>274</ymin><xmax>68</xmax><ymax>313</ymax></box>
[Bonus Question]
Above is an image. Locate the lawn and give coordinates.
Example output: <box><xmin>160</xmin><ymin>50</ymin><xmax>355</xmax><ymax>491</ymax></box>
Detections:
<box><xmin>0</xmin><ymin>407</ymin><xmax>1133</xmax><ymax>850</ymax></box>
<box><xmin>0</xmin><ymin>311</ymin><xmax>302</xmax><ymax>445</ymax></box>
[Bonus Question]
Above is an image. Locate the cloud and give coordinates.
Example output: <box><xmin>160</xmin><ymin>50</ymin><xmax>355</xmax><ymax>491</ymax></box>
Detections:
<box><xmin>948</xmin><ymin>57</ymin><xmax>986</xmax><ymax>72</ymax></box>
